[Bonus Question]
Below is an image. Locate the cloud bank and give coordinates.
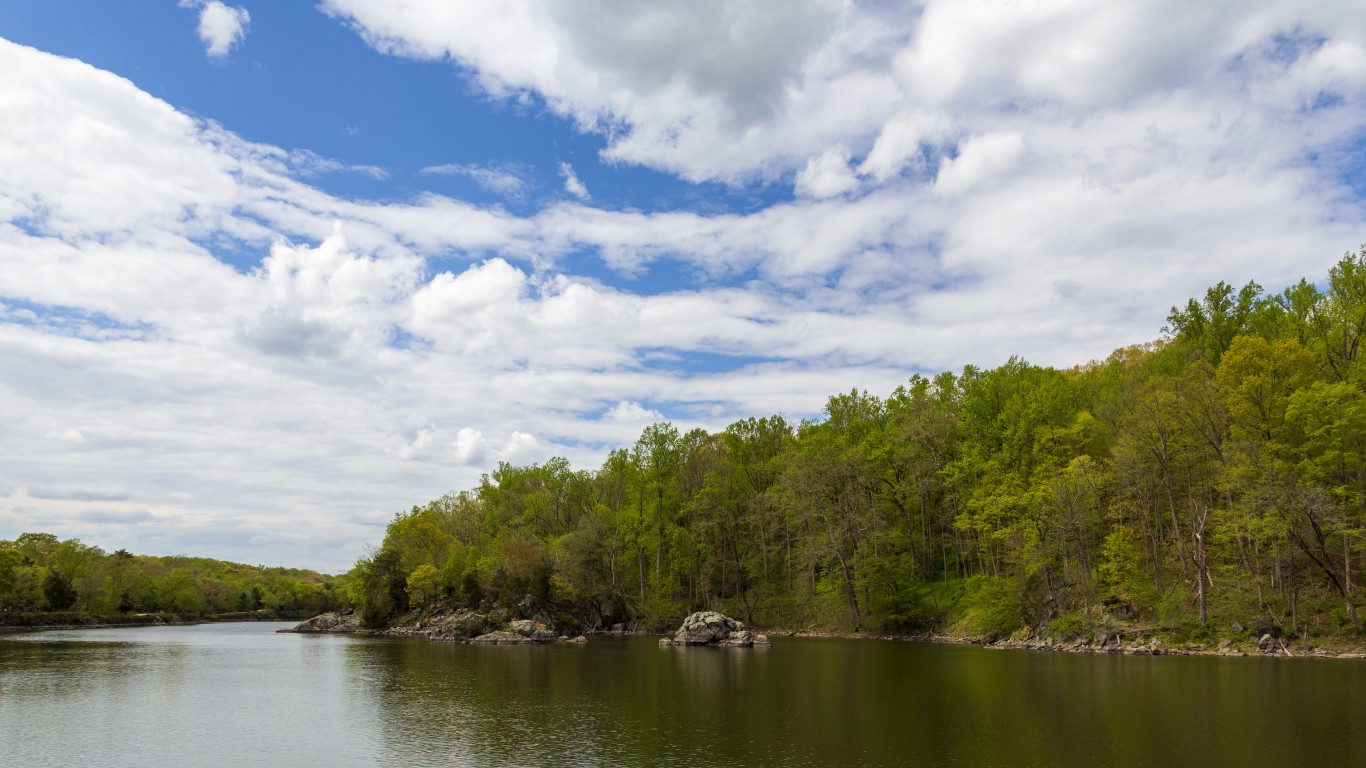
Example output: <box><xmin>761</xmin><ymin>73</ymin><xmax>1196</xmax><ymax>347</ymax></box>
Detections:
<box><xmin>2</xmin><ymin>1</ymin><xmax>1365</xmax><ymax>569</ymax></box>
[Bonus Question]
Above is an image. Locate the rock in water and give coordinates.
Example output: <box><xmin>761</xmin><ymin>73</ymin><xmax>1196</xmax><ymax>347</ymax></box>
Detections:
<box><xmin>661</xmin><ymin>611</ymin><xmax>770</xmax><ymax>647</ymax></box>
<box><xmin>508</xmin><ymin>619</ymin><xmax>559</xmax><ymax>643</ymax></box>
<box><xmin>277</xmin><ymin>611</ymin><xmax>360</xmax><ymax>634</ymax></box>
<box><xmin>469</xmin><ymin>630</ymin><xmax>536</xmax><ymax>644</ymax></box>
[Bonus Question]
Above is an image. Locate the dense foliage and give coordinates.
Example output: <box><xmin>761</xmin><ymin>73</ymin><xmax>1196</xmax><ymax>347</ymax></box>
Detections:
<box><xmin>348</xmin><ymin>251</ymin><xmax>1366</xmax><ymax>640</ymax></box>
<box><xmin>0</xmin><ymin>532</ymin><xmax>344</xmax><ymax>620</ymax></box>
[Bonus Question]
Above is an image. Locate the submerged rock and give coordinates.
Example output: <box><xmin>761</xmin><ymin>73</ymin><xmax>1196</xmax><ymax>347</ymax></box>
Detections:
<box><xmin>660</xmin><ymin>611</ymin><xmax>771</xmax><ymax>648</ymax></box>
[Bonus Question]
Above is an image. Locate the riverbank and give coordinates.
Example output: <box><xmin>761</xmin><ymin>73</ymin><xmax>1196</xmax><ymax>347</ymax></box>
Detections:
<box><xmin>772</xmin><ymin>627</ymin><xmax>1366</xmax><ymax>660</ymax></box>
<box><xmin>0</xmin><ymin>608</ymin><xmax>307</xmax><ymax>633</ymax></box>
<box><xmin>280</xmin><ymin>604</ymin><xmax>1366</xmax><ymax>659</ymax></box>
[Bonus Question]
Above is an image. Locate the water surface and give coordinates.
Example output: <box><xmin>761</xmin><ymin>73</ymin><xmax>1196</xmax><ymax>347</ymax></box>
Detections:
<box><xmin>2</xmin><ymin>623</ymin><xmax>1362</xmax><ymax>767</ymax></box>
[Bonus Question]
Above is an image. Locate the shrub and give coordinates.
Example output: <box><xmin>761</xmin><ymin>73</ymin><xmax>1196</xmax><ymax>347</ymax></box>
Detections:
<box><xmin>953</xmin><ymin>575</ymin><xmax>1025</xmax><ymax>638</ymax></box>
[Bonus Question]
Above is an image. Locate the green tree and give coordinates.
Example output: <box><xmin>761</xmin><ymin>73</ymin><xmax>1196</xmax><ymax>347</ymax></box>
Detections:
<box><xmin>406</xmin><ymin>564</ymin><xmax>441</xmax><ymax>608</ymax></box>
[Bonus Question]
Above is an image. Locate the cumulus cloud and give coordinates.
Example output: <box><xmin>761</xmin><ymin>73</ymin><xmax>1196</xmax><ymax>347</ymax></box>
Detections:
<box><xmin>3</xmin><ymin>3</ymin><xmax>1366</xmax><ymax>568</ymax></box>
<box><xmin>321</xmin><ymin>0</ymin><xmax>1366</xmax><ymax>192</ymax></box>
<box><xmin>183</xmin><ymin>1</ymin><xmax>251</xmax><ymax>59</ymax></box>
<box><xmin>795</xmin><ymin>146</ymin><xmax>860</xmax><ymax>199</ymax></box>
<box><xmin>603</xmin><ymin>401</ymin><xmax>665</xmax><ymax>424</ymax></box>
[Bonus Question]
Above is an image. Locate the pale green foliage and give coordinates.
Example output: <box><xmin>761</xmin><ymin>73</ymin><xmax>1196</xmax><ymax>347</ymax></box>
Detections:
<box><xmin>406</xmin><ymin>564</ymin><xmax>441</xmax><ymax>607</ymax></box>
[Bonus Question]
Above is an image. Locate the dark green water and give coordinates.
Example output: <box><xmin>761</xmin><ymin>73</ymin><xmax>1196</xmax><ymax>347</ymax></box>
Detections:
<box><xmin>1</xmin><ymin>623</ymin><xmax>1362</xmax><ymax>767</ymax></box>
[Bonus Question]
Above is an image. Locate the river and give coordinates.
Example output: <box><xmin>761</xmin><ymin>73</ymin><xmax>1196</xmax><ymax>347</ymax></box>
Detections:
<box><xmin>1</xmin><ymin>623</ymin><xmax>1362</xmax><ymax>767</ymax></box>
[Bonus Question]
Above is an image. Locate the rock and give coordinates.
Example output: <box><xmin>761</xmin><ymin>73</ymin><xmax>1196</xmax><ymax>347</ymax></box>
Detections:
<box><xmin>1295</xmin><ymin>644</ymin><xmax>1315</xmax><ymax>653</ymax></box>
<box><xmin>1249</xmin><ymin>617</ymin><xmax>1279</xmax><ymax>639</ymax></box>
<box><xmin>426</xmin><ymin>611</ymin><xmax>492</xmax><ymax>642</ymax></box>
<box><xmin>662</xmin><ymin>611</ymin><xmax>767</xmax><ymax>648</ymax></box>
<box><xmin>1258</xmin><ymin>633</ymin><xmax>1277</xmax><ymax>653</ymax></box>
<box><xmin>509</xmin><ymin>619</ymin><xmax>558</xmax><ymax>642</ymax></box>
<box><xmin>1218</xmin><ymin>639</ymin><xmax>1235</xmax><ymax>651</ymax></box>
<box><xmin>469</xmin><ymin>631</ymin><xmax>535</xmax><ymax>645</ymax></box>
<box><xmin>278</xmin><ymin>611</ymin><xmax>360</xmax><ymax>634</ymax></box>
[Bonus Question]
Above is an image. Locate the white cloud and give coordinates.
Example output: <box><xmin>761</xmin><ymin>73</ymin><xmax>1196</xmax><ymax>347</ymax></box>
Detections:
<box><xmin>321</xmin><ymin>0</ymin><xmax>1366</xmax><ymax>192</ymax></box>
<box><xmin>421</xmin><ymin>162</ymin><xmax>529</xmax><ymax>200</ymax></box>
<box><xmin>3</xmin><ymin>3</ymin><xmax>1366</xmax><ymax>568</ymax></box>
<box><xmin>604</xmin><ymin>401</ymin><xmax>665</xmax><ymax>424</ymax></box>
<box><xmin>321</xmin><ymin>0</ymin><xmax>870</xmax><ymax>182</ymax></box>
<box><xmin>452</xmin><ymin>427</ymin><xmax>488</xmax><ymax>466</ymax></box>
<box><xmin>559</xmin><ymin>162</ymin><xmax>590</xmax><ymax>200</ymax></box>
<box><xmin>933</xmin><ymin>131</ymin><xmax>1024</xmax><ymax>197</ymax></box>
<box><xmin>452</xmin><ymin>427</ymin><xmax>541</xmax><ymax>466</ymax></box>
<box><xmin>186</xmin><ymin>1</ymin><xmax>251</xmax><ymax>60</ymax></box>
<box><xmin>795</xmin><ymin>146</ymin><xmax>860</xmax><ymax>199</ymax></box>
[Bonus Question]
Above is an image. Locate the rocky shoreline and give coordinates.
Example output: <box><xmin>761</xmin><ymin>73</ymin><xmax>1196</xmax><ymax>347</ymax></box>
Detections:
<box><xmin>278</xmin><ymin>608</ymin><xmax>596</xmax><ymax>645</ymax></box>
<box><xmin>767</xmin><ymin>628</ymin><xmax>1366</xmax><ymax>660</ymax></box>
<box><xmin>278</xmin><ymin>607</ymin><xmax>1366</xmax><ymax>660</ymax></box>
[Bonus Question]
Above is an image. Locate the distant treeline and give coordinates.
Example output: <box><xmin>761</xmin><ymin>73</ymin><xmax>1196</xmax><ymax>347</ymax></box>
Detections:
<box><xmin>0</xmin><ymin>532</ymin><xmax>344</xmax><ymax>620</ymax></box>
<box><xmin>347</xmin><ymin>249</ymin><xmax>1366</xmax><ymax>642</ymax></box>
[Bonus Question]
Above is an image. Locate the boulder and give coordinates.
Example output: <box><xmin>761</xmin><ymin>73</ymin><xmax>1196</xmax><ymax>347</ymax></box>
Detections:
<box><xmin>426</xmin><ymin>611</ymin><xmax>492</xmax><ymax>642</ymax></box>
<box><xmin>278</xmin><ymin>611</ymin><xmax>360</xmax><ymax>634</ymax></box>
<box><xmin>469</xmin><ymin>630</ymin><xmax>536</xmax><ymax>645</ymax></box>
<box><xmin>509</xmin><ymin>619</ymin><xmax>559</xmax><ymax>643</ymax></box>
<box><xmin>661</xmin><ymin>611</ymin><xmax>770</xmax><ymax>647</ymax></box>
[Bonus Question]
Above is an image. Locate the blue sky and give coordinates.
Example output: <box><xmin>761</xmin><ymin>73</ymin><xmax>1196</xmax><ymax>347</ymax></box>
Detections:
<box><xmin>1</xmin><ymin>0</ymin><xmax>1364</xmax><ymax>571</ymax></box>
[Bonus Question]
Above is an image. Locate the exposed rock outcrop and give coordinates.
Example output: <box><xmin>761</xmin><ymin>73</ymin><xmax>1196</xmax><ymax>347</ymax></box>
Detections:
<box><xmin>508</xmin><ymin>619</ymin><xmax>560</xmax><ymax>643</ymax></box>
<box><xmin>659</xmin><ymin>611</ymin><xmax>771</xmax><ymax>648</ymax></box>
<box><xmin>469</xmin><ymin>630</ymin><xmax>538</xmax><ymax>644</ymax></box>
<box><xmin>277</xmin><ymin>611</ymin><xmax>361</xmax><ymax>634</ymax></box>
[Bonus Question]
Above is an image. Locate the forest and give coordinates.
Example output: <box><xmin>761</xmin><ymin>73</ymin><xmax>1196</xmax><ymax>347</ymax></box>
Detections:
<box><xmin>347</xmin><ymin>250</ymin><xmax>1366</xmax><ymax>644</ymax></box>
<box><xmin>8</xmin><ymin>253</ymin><xmax>1365</xmax><ymax>644</ymax></box>
<box><xmin>0</xmin><ymin>531</ymin><xmax>344</xmax><ymax>623</ymax></box>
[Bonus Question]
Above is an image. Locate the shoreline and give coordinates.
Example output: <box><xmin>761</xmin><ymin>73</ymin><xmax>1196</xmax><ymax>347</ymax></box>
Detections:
<box><xmin>770</xmin><ymin>627</ymin><xmax>1366</xmax><ymax>660</ymax></box>
<box><xmin>0</xmin><ymin>614</ymin><xmax>299</xmax><ymax>634</ymax></box>
<box><xmin>18</xmin><ymin>613</ymin><xmax>1363</xmax><ymax>660</ymax></box>
<box><xmin>0</xmin><ymin>620</ymin><xmax>202</xmax><ymax>634</ymax></box>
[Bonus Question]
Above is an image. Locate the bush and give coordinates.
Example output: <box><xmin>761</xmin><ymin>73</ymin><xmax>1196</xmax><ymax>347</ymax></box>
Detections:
<box><xmin>1047</xmin><ymin>612</ymin><xmax>1089</xmax><ymax>638</ymax></box>
<box><xmin>953</xmin><ymin>575</ymin><xmax>1025</xmax><ymax>638</ymax></box>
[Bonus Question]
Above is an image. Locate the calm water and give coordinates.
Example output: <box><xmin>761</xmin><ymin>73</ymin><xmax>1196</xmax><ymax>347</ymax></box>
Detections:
<box><xmin>1</xmin><ymin>623</ymin><xmax>1363</xmax><ymax>767</ymax></box>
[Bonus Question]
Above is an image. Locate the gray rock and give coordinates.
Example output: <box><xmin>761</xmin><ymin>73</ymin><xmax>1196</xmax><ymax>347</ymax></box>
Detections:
<box><xmin>426</xmin><ymin>611</ymin><xmax>491</xmax><ymax>641</ymax></box>
<box><xmin>278</xmin><ymin>612</ymin><xmax>360</xmax><ymax>634</ymax></box>
<box><xmin>672</xmin><ymin>611</ymin><xmax>743</xmax><ymax>645</ymax></box>
<box><xmin>469</xmin><ymin>630</ymin><xmax>535</xmax><ymax>644</ymax></box>
<box><xmin>662</xmin><ymin>611</ymin><xmax>768</xmax><ymax>648</ymax></box>
<box><xmin>508</xmin><ymin>619</ymin><xmax>558</xmax><ymax>642</ymax></box>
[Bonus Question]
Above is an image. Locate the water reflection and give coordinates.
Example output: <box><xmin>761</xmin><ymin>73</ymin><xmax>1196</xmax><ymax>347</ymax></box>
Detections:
<box><xmin>2</xmin><ymin>626</ymin><xmax>1364</xmax><ymax>767</ymax></box>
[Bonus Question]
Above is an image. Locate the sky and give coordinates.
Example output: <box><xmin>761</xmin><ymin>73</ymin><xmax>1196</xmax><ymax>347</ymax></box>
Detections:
<box><xmin>1</xmin><ymin>1</ymin><xmax>1364</xmax><ymax>573</ymax></box>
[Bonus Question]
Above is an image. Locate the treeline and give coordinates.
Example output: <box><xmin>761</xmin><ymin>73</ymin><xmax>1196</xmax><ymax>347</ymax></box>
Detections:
<box><xmin>350</xmin><ymin>251</ymin><xmax>1366</xmax><ymax>641</ymax></box>
<box><xmin>0</xmin><ymin>532</ymin><xmax>345</xmax><ymax>620</ymax></box>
